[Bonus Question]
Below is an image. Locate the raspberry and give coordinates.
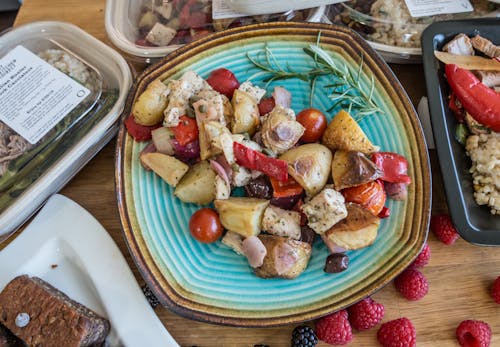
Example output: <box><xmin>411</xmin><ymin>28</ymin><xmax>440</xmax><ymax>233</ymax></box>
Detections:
<box><xmin>315</xmin><ymin>310</ymin><xmax>352</xmax><ymax>345</ymax></box>
<box><xmin>430</xmin><ymin>214</ymin><xmax>459</xmax><ymax>245</ymax></box>
<box><xmin>491</xmin><ymin>276</ymin><xmax>500</xmax><ymax>304</ymax></box>
<box><xmin>291</xmin><ymin>325</ymin><xmax>318</xmax><ymax>347</ymax></box>
<box><xmin>347</xmin><ymin>297</ymin><xmax>384</xmax><ymax>330</ymax></box>
<box><xmin>394</xmin><ymin>269</ymin><xmax>429</xmax><ymax>301</ymax></box>
<box><xmin>409</xmin><ymin>242</ymin><xmax>431</xmax><ymax>268</ymax></box>
<box><xmin>377</xmin><ymin>317</ymin><xmax>416</xmax><ymax>347</ymax></box>
<box><xmin>456</xmin><ymin>320</ymin><xmax>491</xmax><ymax>347</ymax></box>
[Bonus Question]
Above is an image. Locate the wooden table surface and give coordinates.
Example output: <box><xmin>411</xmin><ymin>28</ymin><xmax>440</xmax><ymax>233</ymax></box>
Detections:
<box><xmin>3</xmin><ymin>1</ymin><xmax>500</xmax><ymax>346</ymax></box>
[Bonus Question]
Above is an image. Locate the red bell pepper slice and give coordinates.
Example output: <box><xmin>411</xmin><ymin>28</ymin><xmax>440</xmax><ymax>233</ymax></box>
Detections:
<box><xmin>233</xmin><ymin>142</ymin><xmax>288</xmax><ymax>182</ymax></box>
<box><xmin>371</xmin><ymin>152</ymin><xmax>411</xmax><ymax>184</ymax></box>
<box><xmin>171</xmin><ymin>115</ymin><xmax>198</xmax><ymax>146</ymax></box>
<box><xmin>124</xmin><ymin>114</ymin><xmax>161</xmax><ymax>141</ymax></box>
<box><xmin>445</xmin><ymin>64</ymin><xmax>500</xmax><ymax>132</ymax></box>
<box><xmin>378</xmin><ymin>206</ymin><xmax>391</xmax><ymax>218</ymax></box>
<box><xmin>270</xmin><ymin>176</ymin><xmax>303</xmax><ymax>198</ymax></box>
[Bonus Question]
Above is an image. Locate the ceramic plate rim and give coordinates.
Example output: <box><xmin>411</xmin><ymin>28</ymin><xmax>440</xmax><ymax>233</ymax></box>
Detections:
<box><xmin>116</xmin><ymin>22</ymin><xmax>431</xmax><ymax>326</ymax></box>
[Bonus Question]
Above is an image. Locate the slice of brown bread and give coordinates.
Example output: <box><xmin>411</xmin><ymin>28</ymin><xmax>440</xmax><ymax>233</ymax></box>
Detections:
<box><xmin>0</xmin><ymin>275</ymin><xmax>110</xmax><ymax>347</ymax></box>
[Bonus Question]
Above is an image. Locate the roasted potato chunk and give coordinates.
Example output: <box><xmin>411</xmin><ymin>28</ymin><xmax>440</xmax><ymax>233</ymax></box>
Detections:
<box><xmin>231</xmin><ymin>89</ymin><xmax>260</xmax><ymax>135</ymax></box>
<box><xmin>331</xmin><ymin>150</ymin><xmax>382</xmax><ymax>190</ymax></box>
<box><xmin>214</xmin><ymin>197</ymin><xmax>269</xmax><ymax>238</ymax></box>
<box><xmin>254</xmin><ymin>235</ymin><xmax>312</xmax><ymax>279</ymax></box>
<box><xmin>279</xmin><ymin>143</ymin><xmax>332</xmax><ymax>196</ymax></box>
<box><xmin>132</xmin><ymin>79</ymin><xmax>169</xmax><ymax>126</ymax></box>
<box><xmin>324</xmin><ymin>203</ymin><xmax>380</xmax><ymax>250</ymax></box>
<box><xmin>322</xmin><ymin>110</ymin><xmax>378</xmax><ymax>154</ymax></box>
<box><xmin>174</xmin><ymin>160</ymin><xmax>216</xmax><ymax>205</ymax></box>
<box><xmin>140</xmin><ymin>152</ymin><xmax>189</xmax><ymax>187</ymax></box>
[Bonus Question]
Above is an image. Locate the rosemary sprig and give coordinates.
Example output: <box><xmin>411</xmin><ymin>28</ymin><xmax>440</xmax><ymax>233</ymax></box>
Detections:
<box><xmin>246</xmin><ymin>34</ymin><xmax>384</xmax><ymax>119</ymax></box>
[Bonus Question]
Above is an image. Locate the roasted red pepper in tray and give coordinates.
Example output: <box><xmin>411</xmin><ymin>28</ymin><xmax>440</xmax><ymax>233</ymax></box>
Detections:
<box><xmin>371</xmin><ymin>152</ymin><xmax>411</xmax><ymax>184</ymax></box>
<box><xmin>445</xmin><ymin>64</ymin><xmax>500</xmax><ymax>132</ymax></box>
<box><xmin>233</xmin><ymin>142</ymin><xmax>288</xmax><ymax>182</ymax></box>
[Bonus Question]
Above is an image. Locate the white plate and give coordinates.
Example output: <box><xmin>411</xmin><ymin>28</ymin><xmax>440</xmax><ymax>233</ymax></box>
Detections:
<box><xmin>0</xmin><ymin>194</ymin><xmax>179</xmax><ymax>347</ymax></box>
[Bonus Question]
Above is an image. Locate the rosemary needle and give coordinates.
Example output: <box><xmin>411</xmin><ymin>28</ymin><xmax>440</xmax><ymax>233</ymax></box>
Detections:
<box><xmin>246</xmin><ymin>33</ymin><xmax>384</xmax><ymax>119</ymax></box>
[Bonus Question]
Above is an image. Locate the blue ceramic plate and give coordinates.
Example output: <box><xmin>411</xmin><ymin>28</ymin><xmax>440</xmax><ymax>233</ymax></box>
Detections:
<box><xmin>116</xmin><ymin>22</ymin><xmax>430</xmax><ymax>326</ymax></box>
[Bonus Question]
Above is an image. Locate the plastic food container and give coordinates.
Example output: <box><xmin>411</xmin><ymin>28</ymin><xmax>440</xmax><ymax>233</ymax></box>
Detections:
<box><xmin>327</xmin><ymin>0</ymin><xmax>499</xmax><ymax>63</ymax></box>
<box><xmin>105</xmin><ymin>0</ymin><xmax>327</xmax><ymax>63</ymax></box>
<box><xmin>0</xmin><ymin>21</ymin><xmax>132</xmax><ymax>240</ymax></box>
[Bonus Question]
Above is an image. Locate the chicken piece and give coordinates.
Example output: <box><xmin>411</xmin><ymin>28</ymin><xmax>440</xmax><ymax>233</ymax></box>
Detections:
<box><xmin>242</xmin><ymin>236</ymin><xmax>267</xmax><ymax>268</ymax></box>
<box><xmin>254</xmin><ymin>235</ymin><xmax>312</xmax><ymax>279</ymax></box>
<box><xmin>194</xmin><ymin>89</ymin><xmax>227</xmax><ymax>125</ymax></box>
<box><xmin>261</xmin><ymin>205</ymin><xmax>301</xmax><ymax>240</ymax></box>
<box><xmin>145</xmin><ymin>22</ymin><xmax>177</xmax><ymax>46</ymax></box>
<box><xmin>261</xmin><ymin>105</ymin><xmax>305</xmax><ymax>155</ymax></box>
<box><xmin>198</xmin><ymin>120</ymin><xmax>230</xmax><ymax>160</ymax></box>
<box><xmin>464</xmin><ymin>112</ymin><xmax>490</xmax><ymax>135</ymax></box>
<box><xmin>471</xmin><ymin>35</ymin><xmax>500</xmax><ymax>59</ymax></box>
<box><xmin>221</xmin><ymin>231</ymin><xmax>244</xmax><ymax>255</ymax></box>
<box><xmin>238</xmin><ymin>81</ymin><xmax>266</xmax><ymax>103</ymax></box>
<box><xmin>301</xmin><ymin>186</ymin><xmax>348</xmax><ymax>234</ymax></box>
<box><xmin>443</xmin><ymin>33</ymin><xmax>474</xmax><ymax>56</ymax></box>
<box><xmin>214</xmin><ymin>175</ymin><xmax>230</xmax><ymax>200</ymax></box>
<box><xmin>473</xmin><ymin>70</ymin><xmax>500</xmax><ymax>88</ymax></box>
<box><xmin>232</xmin><ymin>165</ymin><xmax>252</xmax><ymax>187</ymax></box>
<box><xmin>163</xmin><ymin>71</ymin><xmax>209</xmax><ymax>127</ymax></box>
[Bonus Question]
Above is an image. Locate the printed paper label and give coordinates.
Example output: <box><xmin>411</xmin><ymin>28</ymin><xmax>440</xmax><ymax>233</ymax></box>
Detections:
<box><xmin>0</xmin><ymin>45</ymin><xmax>90</xmax><ymax>144</ymax></box>
<box><xmin>212</xmin><ymin>0</ymin><xmax>247</xmax><ymax>19</ymax></box>
<box><xmin>212</xmin><ymin>0</ymin><xmax>348</xmax><ymax>19</ymax></box>
<box><xmin>404</xmin><ymin>0</ymin><xmax>473</xmax><ymax>17</ymax></box>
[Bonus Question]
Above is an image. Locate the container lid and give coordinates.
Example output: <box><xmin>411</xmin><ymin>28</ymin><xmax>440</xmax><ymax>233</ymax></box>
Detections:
<box><xmin>327</xmin><ymin>0</ymin><xmax>499</xmax><ymax>62</ymax></box>
<box><xmin>105</xmin><ymin>0</ymin><xmax>326</xmax><ymax>60</ymax></box>
<box><xmin>0</xmin><ymin>21</ymin><xmax>132</xmax><ymax>240</ymax></box>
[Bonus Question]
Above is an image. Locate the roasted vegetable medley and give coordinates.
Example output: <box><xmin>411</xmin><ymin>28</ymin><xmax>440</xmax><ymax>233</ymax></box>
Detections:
<box><xmin>126</xmin><ymin>66</ymin><xmax>412</xmax><ymax>279</ymax></box>
<box><xmin>435</xmin><ymin>33</ymin><xmax>500</xmax><ymax>214</ymax></box>
<box><xmin>136</xmin><ymin>0</ymin><xmax>314</xmax><ymax>47</ymax></box>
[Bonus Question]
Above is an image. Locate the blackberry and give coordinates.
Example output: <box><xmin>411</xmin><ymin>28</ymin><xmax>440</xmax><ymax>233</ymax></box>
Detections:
<box><xmin>142</xmin><ymin>285</ymin><xmax>160</xmax><ymax>308</ymax></box>
<box><xmin>291</xmin><ymin>325</ymin><xmax>318</xmax><ymax>347</ymax></box>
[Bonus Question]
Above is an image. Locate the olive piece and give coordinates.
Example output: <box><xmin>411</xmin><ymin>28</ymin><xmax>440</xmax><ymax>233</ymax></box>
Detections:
<box><xmin>244</xmin><ymin>176</ymin><xmax>273</xmax><ymax>200</ymax></box>
<box><xmin>324</xmin><ymin>253</ymin><xmax>349</xmax><ymax>273</ymax></box>
<box><xmin>300</xmin><ymin>225</ymin><xmax>316</xmax><ymax>245</ymax></box>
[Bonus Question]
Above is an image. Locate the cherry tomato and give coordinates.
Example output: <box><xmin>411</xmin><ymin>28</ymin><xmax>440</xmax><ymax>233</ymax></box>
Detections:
<box><xmin>171</xmin><ymin>115</ymin><xmax>198</xmax><ymax>146</ymax></box>
<box><xmin>124</xmin><ymin>114</ymin><xmax>161</xmax><ymax>141</ymax></box>
<box><xmin>206</xmin><ymin>68</ymin><xmax>240</xmax><ymax>99</ymax></box>
<box><xmin>342</xmin><ymin>180</ymin><xmax>386</xmax><ymax>216</ymax></box>
<box><xmin>371</xmin><ymin>152</ymin><xmax>411</xmax><ymax>184</ymax></box>
<box><xmin>258</xmin><ymin>97</ymin><xmax>276</xmax><ymax>116</ymax></box>
<box><xmin>296</xmin><ymin>108</ymin><xmax>327</xmax><ymax>143</ymax></box>
<box><xmin>189</xmin><ymin>208</ymin><xmax>223</xmax><ymax>243</ymax></box>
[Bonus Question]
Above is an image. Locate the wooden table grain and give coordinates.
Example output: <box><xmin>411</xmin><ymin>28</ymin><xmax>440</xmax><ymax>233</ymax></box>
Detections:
<box><xmin>3</xmin><ymin>1</ymin><xmax>500</xmax><ymax>346</ymax></box>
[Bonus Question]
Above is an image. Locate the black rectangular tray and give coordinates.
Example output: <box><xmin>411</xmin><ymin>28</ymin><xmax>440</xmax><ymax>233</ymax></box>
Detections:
<box><xmin>421</xmin><ymin>18</ymin><xmax>500</xmax><ymax>245</ymax></box>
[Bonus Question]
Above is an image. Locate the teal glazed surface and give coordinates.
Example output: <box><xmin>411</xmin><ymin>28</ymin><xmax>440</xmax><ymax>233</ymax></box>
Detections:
<box><xmin>117</xmin><ymin>23</ymin><xmax>430</xmax><ymax>326</ymax></box>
